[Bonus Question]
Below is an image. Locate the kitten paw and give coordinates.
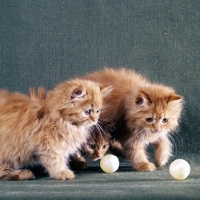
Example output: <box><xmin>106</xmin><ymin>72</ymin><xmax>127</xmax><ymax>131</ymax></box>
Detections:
<box><xmin>15</xmin><ymin>170</ymin><xmax>35</xmax><ymax>180</ymax></box>
<box><xmin>155</xmin><ymin>160</ymin><xmax>167</xmax><ymax>167</ymax></box>
<box><xmin>54</xmin><ymin>169</ymin><xmax>75</xmax><ymax>180</ymax></box>
<box><xmin>136</xmin><ymin>162</ymin><xmax>156</xmax><ymax>172</ymax></box>
<box><xmin>72</xmin><ymin>160</ymin><xmax>88</xmax><ymax>170</ymax></box>
<box><xmin>78</xmin><ymin>161</ymin><xmax>88</xmax><ymax>170</ymax></box>
<box><xmin>1</xmin><ymin>169</ymin><xmax>35</xmax><ymax>180</ymax></box>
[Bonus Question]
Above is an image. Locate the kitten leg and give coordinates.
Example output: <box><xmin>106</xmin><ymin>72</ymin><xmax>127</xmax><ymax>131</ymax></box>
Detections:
<box><xmin>70</xmin><ymin>152</ymin><xmax>88</xmax><ymax>170</ymax></box>
<box><xmin>0</xmin><ymin>168</ymin><xmax>35</xmax><ymax>180</ymax></box>
<box><xmin>40</xmin><ymin>153</ymin><xmax>75</xmax><ymax>180</ymax></box>
<box><xmin>125</xmin><ymin>142</ymin><xmax>156</xmax><ymax>171</ymax></box>
<box><xmin>154</xmin><ymin>136</ymin><xmax>172</xmax><ymax>167</ymax></box>
<box><xmin>109</xmin><ymin>140</ymin><xmax>126</xmax><ymax>159</ymax></box>
<box><xmin>0</xmin><ymin>168</ymin><xmax>13</xmax><ymax>180</ymax></box>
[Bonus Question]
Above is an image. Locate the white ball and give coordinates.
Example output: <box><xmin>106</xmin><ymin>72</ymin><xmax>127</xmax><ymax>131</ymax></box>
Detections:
<box><xmin>169</xmin><ymin>159</ymin><xmax>190</xmax><ymax>180</ymax></box>
<box><xmin>100</xmin><ymin>154</ymin><xmax>119</xmax><ymax>173</ymax></box>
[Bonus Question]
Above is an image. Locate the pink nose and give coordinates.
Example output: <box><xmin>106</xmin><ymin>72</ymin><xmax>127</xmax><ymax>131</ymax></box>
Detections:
<box><xmin>154</xmin><ymin>127</ymin><xmax>161</xmax><ymax>133</ymax></box>
<box><xmin>92</xmin><ymin>118</ymin><xmax>98</xmax><ymax>123</ymax></box>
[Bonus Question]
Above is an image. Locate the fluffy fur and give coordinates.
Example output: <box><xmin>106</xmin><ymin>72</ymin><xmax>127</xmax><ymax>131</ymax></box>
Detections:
<box><xmin>70</xmin><ymin>126</ymin><xmax>111</xmax><ymax>170</ymax></box>
<box><xmin>0</xmin><ymin>79</ymin><xmax>112</xmax><ymax>180</ymax></box>
<box><xmin>84</xmin><ymin>68</ymin><xmax>183</xmax><ymax>171</ymax></box>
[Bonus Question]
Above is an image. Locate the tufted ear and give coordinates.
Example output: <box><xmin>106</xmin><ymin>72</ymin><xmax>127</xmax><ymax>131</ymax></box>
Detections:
<box><xmin>135</xmin><ymin>96</ymin><xmax>144</xmax><ymax>105</ymax></box>
<box><xmin>135</xmin><ymin>91</ymin><xmax>152</xmax><ymax>106</ymax></box>
<box><xmin>167</xmin><ymin>93</ymin><xmax>183</xmax><ymax>103</ymax></box>
<box><xmin>71</xmin><ymin>88</ymin><xmax>86</xmax><ymax>99</ymax></box>
<box><xmin>100</xmin><ymin>85</ymin><xmax>113</xmax><ymax>98</ymax></box>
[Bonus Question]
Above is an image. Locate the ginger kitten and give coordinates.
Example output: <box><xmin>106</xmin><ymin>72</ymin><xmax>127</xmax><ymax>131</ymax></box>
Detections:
<box><xmin>84</xmin><ymin>68</ymin><xmax>183</xmax><ymax>171</ymax></box>
<box><xmin>0</xmin><ymin>79</ymin><xmax>112</xmax><ymax>180</ymax></box>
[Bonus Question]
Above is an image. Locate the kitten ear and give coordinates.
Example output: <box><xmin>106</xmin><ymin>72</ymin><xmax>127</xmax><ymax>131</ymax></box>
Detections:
<box><xmin>135</xmin><ymin>96</ymin><xmax>144</xmax><ymax>105</ymax></box>
<box><xmin>135</xmin><ymin>92</ymin><xmax>151</xmax><ymax>106</ymax></box>
<box><xmin>100</xmin><ymin>85</ymin><xmax>113</xmax><ymax>97</ymax></box>
<box><xmin>71</xmin><ymin>88</ymin><xmax>86</xmax><ymax>99</ymax></box>
<box><xmin>167</xmin><ymin>93</ymin><xmax>183</xmax><ymax>103</ymax></box>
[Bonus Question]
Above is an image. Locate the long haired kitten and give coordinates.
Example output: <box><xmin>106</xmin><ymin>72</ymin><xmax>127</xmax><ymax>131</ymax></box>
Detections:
<box><xmin>70</xmin><ymin>126</ymin><xmax>110</xmax><ymax>170</ymax></box>
<box><xmin>0</xmin><ymin>79</ymin><xmax>112</xmax><ymax>180</ymax></box>
<box><xmin>84</xmin><ymin>68</ymin><xmax>183</xmax><ymax>171</ymax></box>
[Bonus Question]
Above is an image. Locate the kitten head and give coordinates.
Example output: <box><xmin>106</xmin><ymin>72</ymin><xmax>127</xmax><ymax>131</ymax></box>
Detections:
<box><xmin>125</xmin><ymin>84</ymin><xmax>183</xmax><ymax>137</ymax></box>
<box><xmin>82</xmin><ymin>127</ymin><xmax>111</xmax><ymax>161</ymax></box>
<box><xmin>47</xmin><ymin>79</ymin><xmax>112</xmax><ymax>127</ymax></box>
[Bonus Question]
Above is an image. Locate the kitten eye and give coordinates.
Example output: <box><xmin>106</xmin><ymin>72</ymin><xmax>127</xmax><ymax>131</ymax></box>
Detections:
<box><xmin>84</xmin><ymin>109</ymin><xmax>91</xmax><ymax>115</ymax></box>
<box><xmin>162</xmin><ymin>118</ymin><xmax>168</xmax><ymax>123</ymax></box>
<box><xmin>89</xmin><ymin>144</ymin><xmax>95</xmax><ymax>150</ymax></box>
<box><xmin>96</xmin><ymin>109</ymin><xmax>100</xmax><ymax>114</ymax></box>
<box><xmin>146</xmin><ymin>118</ymin><xmax>153</xmax><ymax>123</ymax></box>
<box><xmin>102</xmin><ymin>144</ymin><xmax>107</xmax><ymax>150</ymax></box>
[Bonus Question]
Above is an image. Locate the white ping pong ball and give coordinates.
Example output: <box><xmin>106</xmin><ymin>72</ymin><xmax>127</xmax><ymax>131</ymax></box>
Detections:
<box><xmin>169</xmin><ymin>159</ymin><xmax>190</xmax><ymax>180</ymax></box>
<box><xmin>100</xmin><ymin>154</ymin><xmax>119</xmax><ymax>173</ymax></box>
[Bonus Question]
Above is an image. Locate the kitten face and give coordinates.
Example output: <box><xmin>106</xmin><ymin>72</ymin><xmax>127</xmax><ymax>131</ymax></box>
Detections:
<box><xmin>47</xmin><ymin>79</ymin><xmax>112</xmax><ymax>128</ymax></box>
<box><xmin>86</xmin><ymin>141</ymin><xmax>109</xmax><ymax>161</ymax></box>
<box><xmin>125</xmin><ymin>84</ymin><xmax>183</xmax><ymax>137</ymax></box>
<box><xmin>138</xmin><ymin>109</ymin><xmax>177</xmax><ymax>135</ymax></box>
<box><xmin>83</xmin><ymin>130</ymin><xmax>110</xmax><ymax>161</ymax></box>
<box><xmin>60</xmin><ymin>101</ymin><xmax>101</xmax><ymax>127</ymax></box>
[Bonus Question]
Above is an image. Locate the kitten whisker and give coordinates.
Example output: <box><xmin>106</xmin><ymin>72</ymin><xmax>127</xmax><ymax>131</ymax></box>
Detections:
<box><xmin>169</xmin><ymin>132</ymin><xmax>183</xmax><ymax>157</ymax></box>
<box><xmin>98</xmin><ymin>120</ymin><xmax>115</xmax><ymax>133</ymax></box>
<box><xmin>99</xmin><ymin>118</ymin><xmax>114</xmax><ymax>126</ymax></box>
<box><xmin>94</xmin><ymin>124</ymin><xmax>102</xmax><ymax>137</ymax></box>
<box><xmin>131</xmin><ymin>129</ymin><xmax>146</xmax><ymax>142</ymax></box>
<box><xmin>95</xmin><ymin>123</ymin><xmax>107</xmax><ymax>138</ymax></box>
<box><xmin>176</xmin><ymin>133</ymin><xmax>184</xmax><ymax>149</ymax></box>
<box><xmin>168</xmin><ymin>134</ymin><xmax>177</xmax><ymax>156</ymax></box>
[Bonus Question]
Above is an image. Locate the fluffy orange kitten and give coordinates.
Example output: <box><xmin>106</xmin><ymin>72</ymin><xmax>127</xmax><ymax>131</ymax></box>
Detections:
<box><xmin>70</xmin><ymin>127</ymin><xmax>110</xmax><ymax>170</ymax></box>
<box><xmin>0</xmin><ymin>79</ymin><xmax>112</xmax><ymax>180</ymax></box>
<box><xmin>84</xmin><ymin>68</ymin><xmax>183</xmax><ymax>171</ymax></box>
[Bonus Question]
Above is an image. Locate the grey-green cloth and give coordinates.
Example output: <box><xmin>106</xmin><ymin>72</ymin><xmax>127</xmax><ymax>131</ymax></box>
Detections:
<box><xmin>1</xmin><ymin>0</ymin><xmax>200</xmax><ymax>199</ymax></box>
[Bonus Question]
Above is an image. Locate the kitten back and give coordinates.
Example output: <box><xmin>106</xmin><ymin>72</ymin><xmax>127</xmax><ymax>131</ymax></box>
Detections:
<box><xmin>29</xmin><ymin>87</ymin><xmax>46</xmax><ymax>100</ymax></box>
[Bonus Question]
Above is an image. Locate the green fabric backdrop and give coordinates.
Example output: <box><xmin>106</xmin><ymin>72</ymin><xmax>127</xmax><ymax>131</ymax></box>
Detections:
<box><xmin>0</xmin><ymin>0</ymin><xmax>200</xmax><ymax>199</ymax></box>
